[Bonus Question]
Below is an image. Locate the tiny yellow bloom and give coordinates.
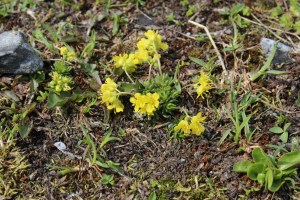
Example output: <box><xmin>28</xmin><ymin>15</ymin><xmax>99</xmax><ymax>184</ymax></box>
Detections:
<box><xmin>60</xmin><ymin>47</ymin><xmax>68</xmax><ymax>55</ymax></box>
<box><xmin>174</xmin><ymin>112</ymin><xmax>206</xmax><ymax>136</ymax></box>
<box><xmin>48</xmin><ymin>71</ymin><xmax>72</xmax><ymax>93</ymax></box>
<box><xmin>133</xmin><ymin>49</ymin><xmax>149</xmax><ymax>64</ymax></box>
<box><xmin>60</xmin><ymin>46</ymin><xmax>76</xmax><ymax>62</ymax></box>
<box><xmin>190</xmin><ymin>112</ymin><xmax>206</xmax><ymax>135</ymax></box>
<box><xmin>113</xmin><ymin>53</ymin><xmax>137</xmax><ymax>73</ymax></box>
<box><xmin>194</xmin><ymin>70</ymin><xmax>212</xmax><ymax>99</ymax></box>
<box><xmin>137</xmin><ymin>38</ymin><xmax>150</xmax><ymax>50</ymax></box>
<box><xmin>67</xmin><ymin>51</ymin><xmax>76</xmax><ymax>62</ymax></box>
<box><xmin>174</xmin><ymin>119</ymin><xmax>190</xmax><ymax>135</ymax></box>
<box><xmin>137</xmin><ymin>30</ymin><xmax>168</xmax><ymax>55</ymax></box>
<box><xmin>100</xmin><ymin>78</ymin><xmax>124</xmax><ymax>113</ymax></box>
<box><xmin>130</xmin><ymin>92</ymin><xmax>160</xmax><ymax>116</ymax></box>
<box><xmin>113</xmin><ymin>54</ymin><xmax>128</xmax><ymax>68</ymax></box>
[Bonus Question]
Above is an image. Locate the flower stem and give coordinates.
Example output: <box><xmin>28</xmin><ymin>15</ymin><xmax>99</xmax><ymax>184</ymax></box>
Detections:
<box><xmin>148</xmin><ymin>63</ymin><xmax>152</xmax><ymax>81</ymax></box>
<box><xmin>124</xmin><ymin>70</ymin><xmax>135</xmax><ymax>83</ymax></box>
<box><xmin>152</xmin><ymin>41</ymin><xmax>162</xmax><ymax>75</ymax></box>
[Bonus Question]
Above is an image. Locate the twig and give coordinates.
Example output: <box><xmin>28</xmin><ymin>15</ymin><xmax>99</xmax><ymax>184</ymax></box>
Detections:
<box><xmin>188</xmin><ymin>20</ymin><xmax>227</xmax><ymax>74</ymax></box>
<box><xmin>241</xmin><ymin>15</ymin><xmax>297</xmax><ymax>44</ymax></box>
<box><xmin>261</xmin><ymin>100</ymin><xmax>300</xmax><ymax>114</ymax></box>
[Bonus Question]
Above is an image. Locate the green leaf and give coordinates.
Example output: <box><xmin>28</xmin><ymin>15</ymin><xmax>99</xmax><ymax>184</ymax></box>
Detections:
<box><xmin>230</xmin><ymin>3</ymin><xmax>245</xmax><ymax>16</ymax></box>
<box><xmin>273</xmin><ymin>168</ymin><xmax>283</xmax><ymax>180</ymax></box>
<box><xmin>268</xmin><ymin>179</ymin><xmax>283</xmax><ymax>192</ymax></box>
<box><xmin>119</xmin><ymin>82</ymin><xmax>140</xmax><ymax>92</ymax></box>
<box><xmin>247</xmin><ymin>162</ymin><xmax>266</xmax><ymax>180</ymax></box>
<box><xmin>47</xmin><ymin>92</ymin><xmax>64</xmax><ymax>108</ymax></box>
<box><xmin>266</xmin><ymin>70</ymin><xmax>287</xmax><ymax>75</ymax></box>
<box><xmin>189</xmin><ymin>57</ymin><xmax>208</xmax><ymax>68</ymax></box>
<box><xmin>19</xmin><ymin>122</ymin><xmax>32</xmax><ymax>139</ymax></box>
<box><xmin>2</xmin><ymin>90</ymin><xmax>19</xmax><ymax>101</ymax></box>
<box><xmin>271</xmin><ymin>6</ymin><xmax>284</xmax><ymax>17</ymax></box>
<box><xmin>278</xmin><ymin>150</ymin><xmax>300</xmax><ymax>170</ymax></box>
<box><xmin>175</xmin><ymin>180</ymin><xmax>191</xmax><ymax>192</ymax></box>
<box><xmin>100</xmin><ymin>129</ymin><xmax>121</xmax><ymax>148</ymax></box>
<box><xmin>280</xmin><ymin>131</ymin><xmax>288</xmax><ymax>143</ymax></box>
<box><xmin>297</xmin><ymin>92</ymin><xmax>300</xmax><ymax>107</ymax></box>
<box><xmin>269</xmin><ymin>127</ymin><xmax>283</xmax><ymax>134</ymax></box>
<box><xmin>148</xmin><ymin>191</ymin><xmax>157</xmax><ymax>200</ymax></box>
<box><xmin>265</xmin><ymin>168</ymin><xmax>273</xmax><ymax>190</ymax></box>
<box><xmin>250</xmin><ymin>43</ymin><xmax>277</xmax><ymax>81</ymax></box>
<box><xmin>294</xmin><ymin>21</ymin><xmax>300</xmax><ymax>34</ymax></box>
<box><xmin>101</xmin><ymin>174</ymin><xmax>114</xmax><ymax>185</ymax></box>
<box><xmin>279</xmin><ymin>13</ymin><xmax>294</xmax><ymax>30</ymax></box>
<box><xmin>233</xmin><ymin>160</ymin><xmax>253</xmax><ymax>173</ymax></box>
<box><xmin>257</xmin><ymin>173</ymin><xmax>265</xmax><ymax>185</ymax></box>
<box><xmin>283</xmin><ymin>123</ymin><xmax>291</xmax><ymax>131</ymax></box>
<box><xmin>252</xmin><ymin>148</ymin><xmax>273</xmax><ymax>166</ymax></box>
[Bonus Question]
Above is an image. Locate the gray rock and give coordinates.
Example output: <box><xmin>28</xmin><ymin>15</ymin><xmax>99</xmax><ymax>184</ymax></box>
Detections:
<box><xmin>260</xmin><ymin>38</ymin><xmax>292</xmax><ymax>65</ymax></box>
<box><xmin>0</xmin><ymin>31</ymin><xmax>43</xmax><ymax>74</ymax></box>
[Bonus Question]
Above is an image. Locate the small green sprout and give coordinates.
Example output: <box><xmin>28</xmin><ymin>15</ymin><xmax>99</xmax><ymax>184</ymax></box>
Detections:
<box><xmin>48</xmin><ymin>72</ymin><xmax>73</xmax><ymax>94</ymax></box>
<box><xmin>269</xmin><ymin>123</ymin><xmax>291</xmax><ymax>143</ymax></box>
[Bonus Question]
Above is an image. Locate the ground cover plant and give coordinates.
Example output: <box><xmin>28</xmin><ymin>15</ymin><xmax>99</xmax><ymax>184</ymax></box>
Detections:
<box><xmin>0</xmin><ymin>0</ymin><xmax>299</xmax><ymax>199</ymax></box>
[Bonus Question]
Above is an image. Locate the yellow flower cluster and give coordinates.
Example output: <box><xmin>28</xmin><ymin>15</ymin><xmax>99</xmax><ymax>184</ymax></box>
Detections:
<box><xmin>48</xmin><ymin>72</ymin><xmax>72</xmax><ymax>93</ymax></box>
<box><xmin>174</xmin><ymin>112</ymin><xmax>206</xmax><ymax>136</ymax></box>
<box><xmin>112</xmin><ymin>30</ymin><xmax>168</xmax><ymax>72</ymax></box>
<box><xmin>60</xmin><ymin>46</ymin><xmax>76</xmax><ymax>62</ymax></box>
<box><xmin>194</xmin><ymin>70</ymin><xmax>212</xmax><ymax>99</ymax></box>
<box><xmin>130</xmin><ymin>93</ymin><xmax>160</xmax><ymax>116</ymax></box>
<box><xmin>100</xmin><ymin>78</ymin><xmax>124</xmax><ymax>113</ymax></box>
<box><xmin>137</xmin><ymin>30</ymin><xmax>168</xmax><ymax>54</ymax></box>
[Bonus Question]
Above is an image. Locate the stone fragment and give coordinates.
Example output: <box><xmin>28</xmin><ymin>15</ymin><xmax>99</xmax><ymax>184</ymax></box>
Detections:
<box><xmin>260</xmin><ymin>38</ymin><xmax>292</xmax><ymax>65</ymax></box>
<box><xmin>0</xmin><ymin>31</ymin><xmax>43</xmax><ymax>74</ymax></box>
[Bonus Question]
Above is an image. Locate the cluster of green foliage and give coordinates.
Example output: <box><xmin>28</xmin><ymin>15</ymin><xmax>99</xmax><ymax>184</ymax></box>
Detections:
<box><xmin>271</xmin><ymin>0</ymin><xmax>300</xmax><ymax>33</ymax></box>
<box><xmin>234</xmin><ymin>148</ymin><xmax>300</xmax><ymax>192</ymax></box>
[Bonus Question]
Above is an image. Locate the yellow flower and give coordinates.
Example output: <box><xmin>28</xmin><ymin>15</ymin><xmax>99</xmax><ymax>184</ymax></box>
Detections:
<box><xmin>100</xmin><ymin>78</ymin><xmax>124</xmax><ymax>113</ymax></box>
<box><xmin>137</xmin><ymin>30</ymin><xmax>168</xmax><ymax>55</ymax></box>
<box><xmin>130</xmin><ymin>92</ymin><xmax>160</xmax><ymax>116</ymax></box>
<box><xmin>60</xmin><ymin>47</ymin><xmax>68</xmax><ymax>55</ymax></box>
<box><xmin>67</xmin><ymin>51</ymin><xmax>76</xmax><ymax>62</ymax></box>
<box><xmin>174</xmin><ymin>112</ymin><xmax>206</xmax><ymax>136</ymax></box>
<box><xmin>137</xmin><ymin>38</ymin><xmax>150</xmax><ymax>50</ymax></box>
<box><xmin>190</xmin><ymin>112</ymin><xmax>206</xmax><ymax>135</ymax></box>
<box><xmin>113</xmin><ymin>53</ymin><xmax>137</xmax><ymax>73</ymax></box>
<box><xmin>133</xmin><ymin>49</ymin><xmax>150</xmax><ymax>64</ymax></box>
<box><xmin>113</xmin><ymin>54</ymin><xmax>128</xmax><ymax>68</ymax></box>
<box><xmin>174</xmin><ymin>119</ymin><xmax>190</xmax><ymax>136</ymax></box>
<box><xmin>48</xmin><ymin>71</ymin><xmax>72</xmax><ymax>93</ymax></box>
<box><xmin>194</xmin><ymin>70</ymin><xmax>212</xmax><ymax>99</ymax></box>
<box><xmin>60</xmin><ymin>46</ymin><xmax>76</xmax><ymax>62</ymax></box>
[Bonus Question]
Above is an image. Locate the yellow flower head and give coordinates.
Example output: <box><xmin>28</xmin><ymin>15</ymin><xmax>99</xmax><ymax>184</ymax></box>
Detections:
<box><xmin>113</xmin><ymin>54</ymin><xmax>128</xmax><ymax>68</ymax></box>
<box><xmin>137</xmin><ymin>30</ymin><xmax>168</xmax><ymax>55</ymax></box>
<box><xmin>174</xmin><ymin>112</ymin><xmax>206</xmax><ymax>136</ymax></box>
<box><xmin>194</xmin><ymin>70</ymin><xmax>212</xmax><ymax>99</ymax></box>
<box><xmin>133</xmin><ymin>49</ymin><xmax>150</xmax><ymax>65</ymax></box>
<box><xmin>100</xmin><ymin>78</ymin><xmax>124</xmax><ymax>113</ymax></box>
<box><xmin>190</xmin><ymin>112</ymin><xmax>206</xmax><ymax>135</ymax></box>
<box><xmin>60</xmin><ymin>46</ymin><xmax>76</xmax><ymax>62</ymax></box>
<box><xmin>48</xmin><ymin>71</ymin><xmax>72</xmax><ymax>93</ymax></box>
<box><xmin>60</xmin><ymin>47</ymin><xmax>68</xmax><ymax>55</ymax></box>
<box><xmin>113</xmin><ymin>53</ymin><xmax>137</xmax><ymax>73</ymax></box>
<box><xmin>174</xmin><ymin>119</ymin><xmax>190</xmax><ymax>136</ymax></box>
<box><xmin>130</xmin><ymin>92</ymin><xmax>160</xmax><ymax>116</ymax></box>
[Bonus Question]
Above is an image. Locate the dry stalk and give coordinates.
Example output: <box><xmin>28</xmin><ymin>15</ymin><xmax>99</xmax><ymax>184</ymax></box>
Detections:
<box><xmin>188</xmin><ymin>20</ymin><xmax>227</xmax><ymax>74</ymax></box>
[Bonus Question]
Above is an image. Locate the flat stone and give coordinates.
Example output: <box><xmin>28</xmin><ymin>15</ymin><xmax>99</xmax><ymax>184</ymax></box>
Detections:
<box><xmin>260</xmin><ymin>38</ymin><xmax>292</xmax><ymax>65</ymax></box>
<box><xmin>0</xmin><ymin>31</ymin><xmax>43</xmax><ymax>74</ymax></box>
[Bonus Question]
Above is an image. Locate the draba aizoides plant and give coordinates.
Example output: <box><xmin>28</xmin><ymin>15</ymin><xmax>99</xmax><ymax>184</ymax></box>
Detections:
<box><xmin>99</xmin><ymin>30</ymin><xmax>171</xmax><ymax>117</ymax></box>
